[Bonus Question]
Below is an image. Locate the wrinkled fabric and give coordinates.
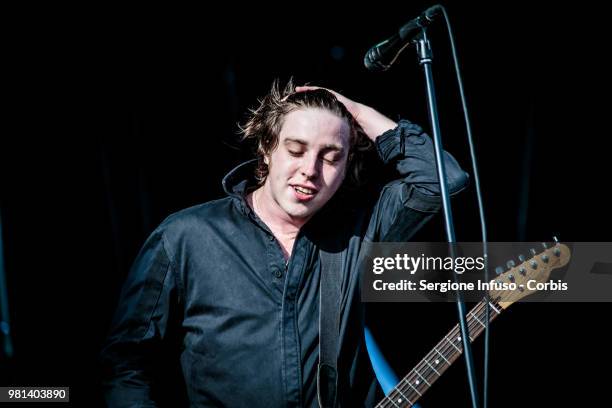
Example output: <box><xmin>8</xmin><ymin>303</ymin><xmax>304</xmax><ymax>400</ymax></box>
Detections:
<box><xmin>100</xmin><ymin>120</ymin><xmax>469</xmax><ymax>407</ymax></box>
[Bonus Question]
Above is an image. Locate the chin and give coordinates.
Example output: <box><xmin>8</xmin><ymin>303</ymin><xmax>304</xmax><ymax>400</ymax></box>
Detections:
<box><xmin>286</xmin><ymin>208</ymin><xmax>313</xmax><ymax>220</ymax></box>
<box><xmin>284</xmin><ymin>204</ymin><xmax>316</xmax><ymax>220</ymax></box>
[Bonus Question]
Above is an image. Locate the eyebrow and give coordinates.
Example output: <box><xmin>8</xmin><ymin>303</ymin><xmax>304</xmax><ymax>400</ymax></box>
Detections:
<box><xmin>283</xmin><ymin>138</ymin><xmax>345</xmax><ymax>154</ymax></box>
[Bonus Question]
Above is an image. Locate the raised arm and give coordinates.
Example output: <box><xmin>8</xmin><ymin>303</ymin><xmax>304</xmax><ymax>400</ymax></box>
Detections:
<box><xmin>296</xmin><ymin>85</ymin><xmax>469</xmax><ymax>241</ymax></box>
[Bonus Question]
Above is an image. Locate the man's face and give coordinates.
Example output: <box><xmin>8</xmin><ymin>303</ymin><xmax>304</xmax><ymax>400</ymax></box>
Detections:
<box><xmin>261</xmin><ymin>107</ymin><xmax>350</xmax><ymax>223</ymax></box>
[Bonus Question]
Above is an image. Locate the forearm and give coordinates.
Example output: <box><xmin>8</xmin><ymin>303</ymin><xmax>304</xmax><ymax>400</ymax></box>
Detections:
<box><xmin>355</xmin><ymin>105</ymin><xmax>397</xmax><ymax>142</ymax></box>
<box><xmin>366</xmin><ymin>120</ymin><xmax>469</xmax><ymax>241</ymax></box>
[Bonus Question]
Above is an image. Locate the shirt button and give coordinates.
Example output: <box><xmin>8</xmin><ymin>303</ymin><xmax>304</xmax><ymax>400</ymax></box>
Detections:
<box><xmin>274</xmin><ymin>269</ymin><xmax>283</xmax><ymax>278</ymax></box>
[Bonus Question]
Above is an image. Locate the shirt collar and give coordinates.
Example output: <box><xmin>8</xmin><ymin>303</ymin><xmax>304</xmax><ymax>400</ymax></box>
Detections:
<box><xmin>222</xmin><ymin>159</ymin><xmax>258</xmax><ymax>197</ymax></box>
<box><xmin>221</xmin><ymin>159</ymin><xmax>259</xmax><ymax>215</ymax></box>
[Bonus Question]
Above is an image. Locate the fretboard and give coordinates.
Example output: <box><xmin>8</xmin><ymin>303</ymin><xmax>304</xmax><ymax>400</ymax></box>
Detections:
<box><xmin>375</xmin><ymin>299</ymin><xmax>503</xmax><ymax>408</ymax></box>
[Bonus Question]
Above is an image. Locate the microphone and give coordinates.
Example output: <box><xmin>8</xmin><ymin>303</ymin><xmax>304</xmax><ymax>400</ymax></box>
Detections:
<box><xmin>364</xmin><ymin>5</ymin><xmax>443</xmax><ymax>72</ymax></box>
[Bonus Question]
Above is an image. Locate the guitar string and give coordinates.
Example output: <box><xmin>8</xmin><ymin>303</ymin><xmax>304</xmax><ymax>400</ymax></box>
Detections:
<box><xmin>378</xmin><ymin>298</ymin><xmax>501</xmax><ymax>408</ymax></box>
<box><xmin>379</xmin><ymin>299</ymin><xmax>496</xmax><ymax>408</ymax></box>
<box><xmin>384</xmin><ymin>299</ymin><xmax>499</xmax><ymax>408</ymax></box>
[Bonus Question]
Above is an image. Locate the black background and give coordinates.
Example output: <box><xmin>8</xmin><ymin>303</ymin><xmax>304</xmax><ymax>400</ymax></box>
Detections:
<box><xmin>2</xmin><ymin>1</ymin><xmax>610</xmax><ymax>406</ymax></box>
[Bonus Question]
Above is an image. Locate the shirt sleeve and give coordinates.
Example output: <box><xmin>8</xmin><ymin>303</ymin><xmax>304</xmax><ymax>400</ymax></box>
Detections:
<box><xmin>100</xmin><ymin>226</ymin><xmax>181</xmax><ymax>408</ymax></box>
<box><xmin>366</xmin><ymin>119</ymin><xmax>470</xmax><ymax>242</ymax></box>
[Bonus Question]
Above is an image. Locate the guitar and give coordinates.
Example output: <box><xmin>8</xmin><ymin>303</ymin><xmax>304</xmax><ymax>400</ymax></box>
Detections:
<box><xmin>375</xmin><ymin>241</ymin><xmax>571</xmax><ymax>408</ymax></box>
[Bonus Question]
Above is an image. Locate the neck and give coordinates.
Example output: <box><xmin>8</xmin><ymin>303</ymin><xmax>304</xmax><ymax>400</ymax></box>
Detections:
<box><xmin>376</xmin><ymin>298</ymin><xmax>503</xmax><ymax>408</ymax></box>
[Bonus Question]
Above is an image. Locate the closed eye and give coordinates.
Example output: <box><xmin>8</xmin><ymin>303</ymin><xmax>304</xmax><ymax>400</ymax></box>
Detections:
<box><xmin>286</xmin><ymin>145</ymin><xmax>342</xmax><ymax>164</ymax></box>
<box><xmin>322</xmin><ymin>152</ymin><xmax>343</xmax><ymax>164</ymax></box>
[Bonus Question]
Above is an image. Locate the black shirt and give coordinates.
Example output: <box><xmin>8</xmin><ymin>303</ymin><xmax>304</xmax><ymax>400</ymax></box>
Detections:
<box><xmin>101</xmin><ymin>120</ymin><xmax>469</xmax><ymax>407</ymax></box>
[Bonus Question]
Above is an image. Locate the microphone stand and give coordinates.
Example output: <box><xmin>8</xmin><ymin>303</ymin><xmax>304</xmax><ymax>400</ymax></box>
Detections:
<box><xmin>414</xmin><ymin>28</ymin><xmax>480</xmax><ymax>408</ymax></box>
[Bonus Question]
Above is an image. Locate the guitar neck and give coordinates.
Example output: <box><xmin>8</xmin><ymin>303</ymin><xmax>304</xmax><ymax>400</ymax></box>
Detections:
<box><xmin>376</xmin><ymin>298</ymin><xmax>504</xmax><ymax>408</ymax></box>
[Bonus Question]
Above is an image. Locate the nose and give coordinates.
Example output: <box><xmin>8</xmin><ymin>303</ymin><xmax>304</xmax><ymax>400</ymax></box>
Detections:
<box><xmin>300</xmin><ymin>154</ymin><xmax>319</xmax><ymax>179</ymax></box>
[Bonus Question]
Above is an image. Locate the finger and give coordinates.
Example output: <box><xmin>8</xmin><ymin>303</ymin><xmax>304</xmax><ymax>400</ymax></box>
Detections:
<box><xmin>297</xmin><ymin>86</ymin><xmax>342</xmax><ymax>100</ymax></box>
<box><xmin>295</xmin><ymin>86</ymin><xmax>322</xmax><ymax>92</ymax></box>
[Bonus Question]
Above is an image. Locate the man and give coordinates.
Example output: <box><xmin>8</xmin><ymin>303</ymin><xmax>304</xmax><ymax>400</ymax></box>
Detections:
<box><xmin>100</xmin><ymin>80</ymin><xmax>469</xmax><ymax>407</ymax></box>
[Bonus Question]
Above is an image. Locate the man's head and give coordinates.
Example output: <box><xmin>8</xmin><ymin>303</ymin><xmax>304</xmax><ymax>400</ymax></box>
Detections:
<box><xmin>241</xmin><ymin>80</ymin><xmax>371</xmax><ymax>223</ymax></box>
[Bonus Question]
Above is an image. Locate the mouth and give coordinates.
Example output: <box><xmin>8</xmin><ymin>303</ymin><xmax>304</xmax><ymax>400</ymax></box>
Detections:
<box><xmin>291</xmin><ymin>185</ymin><xmax>318</xmax><ymax>201</ymax></box>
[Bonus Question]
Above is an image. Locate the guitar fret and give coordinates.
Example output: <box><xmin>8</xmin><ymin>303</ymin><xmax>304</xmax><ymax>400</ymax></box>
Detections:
<box><xmin>470</xmin><ymin>310</ymin><xmax>486</xmax><ymax>328</ymax></box>
<box><xmin>424</xmin><ymin>359</ymin><xmax>441</xmax><ymax>376</ymax></box>
<box><xmin>445</xmin><ymin>334</ymin><xmax>461</xmax><ymax>353</ymax></box>
<box><xmin>488</xmin><ymin>301</ymin><xmax>501</xmax><ymax>314</ymax></box>
<box><xmin>385</xmin><ymin>395</ymin><xmax>400</xmax><ymax>408</ymax></box>
<box><xmin>414</xmin><ymin>369</ymin><xmax>431</xmax><ymax>386</ymax></box>
<box><xmin>403</xmin><ymin>378</ymin><xmax>422</xmax><ymax>397</ymax></box>
<box><xmin>433</xmin><ymin>347</ymin><xmax>451</xmax><ymax>365</ymax></box>
<box><xmin>394</xmin><ymin>388</ymin><xmax>413</xmax><ymax>406</ymax></box>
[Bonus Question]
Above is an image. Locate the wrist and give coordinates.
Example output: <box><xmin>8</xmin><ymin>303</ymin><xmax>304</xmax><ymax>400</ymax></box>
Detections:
<box><xmin>358</xmin><ymin>106</ymin><xmax>397</xmax><ymax>141</ymax></box>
